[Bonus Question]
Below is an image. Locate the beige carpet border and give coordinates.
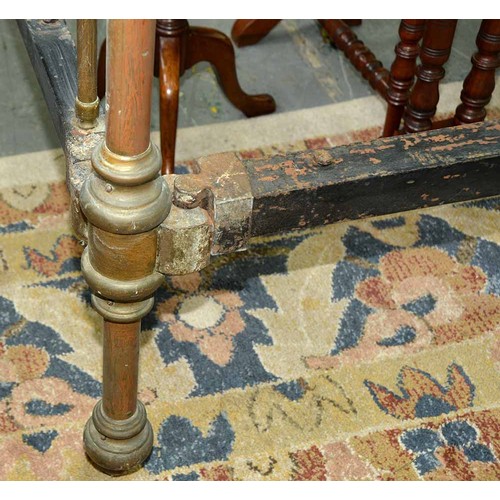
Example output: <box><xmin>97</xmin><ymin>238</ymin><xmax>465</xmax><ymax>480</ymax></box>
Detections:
<box><xmin>1</xmin><ymin>77</ymin><xmax>499</xmax><ymax>189</ymax></box>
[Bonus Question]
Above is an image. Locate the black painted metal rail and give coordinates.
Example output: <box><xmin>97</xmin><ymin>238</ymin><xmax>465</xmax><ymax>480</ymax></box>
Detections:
<box><xmin>245</xmin><ymin>121</ymin><xmax>500</xmax><ymax>236</ymax></box>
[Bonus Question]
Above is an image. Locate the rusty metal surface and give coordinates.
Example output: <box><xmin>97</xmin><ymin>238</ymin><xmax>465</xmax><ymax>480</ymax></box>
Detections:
<box><xmin>173</xmin><ymin>152</ymin><xmax>253</xmax><ymax>255</ymax></box>
<box><xmin>157</xmin><ymin>203</ymin><xmax>212</xmax><ymax>275</ymax></box>
<box><xmin>245</xmin><ymin>120</ymin><xmax>500</xmax><ymax>236</ymax></box>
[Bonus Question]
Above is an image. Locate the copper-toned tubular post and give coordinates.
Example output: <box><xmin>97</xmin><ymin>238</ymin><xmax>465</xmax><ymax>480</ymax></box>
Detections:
<box><xmin>102</xmin><ymin>321</ymin><xmax>140</xmax><ymax>420</ymax></box>
<box><xmin>106</xmin><ymin>19</ymin><xmax>156</xmax><ymax>156</ymax></box>
<box><xmin>76</xmin><ymin>19</ymin><xmax>99</xmax><ymax>128</ymax></box>
<box><xmin>100</xmin><ymin>20</ymin><xmax>157</xmax><ymax>423</ymax></box>
<box><xmin>82</xmin><ymin>19</ymin><xmax>160</xmax><ymax>473</ymax></box>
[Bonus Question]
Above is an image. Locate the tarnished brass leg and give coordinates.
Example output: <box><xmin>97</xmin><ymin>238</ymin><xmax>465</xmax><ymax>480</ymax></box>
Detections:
<box><xmin>75</xmin><ymin>20</ymin><xmax>99</xmax><ymax>129</ymax></box>
<box><xmin>80</xmin><ymin>20</ymin><xmax>169</xmax><ymax>473</ymax></box>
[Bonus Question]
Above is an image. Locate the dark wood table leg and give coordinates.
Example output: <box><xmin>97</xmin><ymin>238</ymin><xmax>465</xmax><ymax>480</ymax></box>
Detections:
<box><xmin>155</xmin><ymin>19</ymin><xmax>275</xmax><ymax>174</ymax></box>
<box><xmin>156</xmin><ymin>20</ymin><xmax>187</xmax><ymax>175</ymax></box>
<box><xmin>156</xmin><ymin>19</ymin><xmax>276</xmax><ymax>174</ymax></box>
<box><xmin>231</xmin><ymin>19</ymin><xmax>282</xmax><ymax>47</ymax></box>
<box><xmin>383</xmin><ymin>20</ymin><xmax>426</xmax><ymax>137</ymax></box>
<box><xmin>454</xmin><ymin>20</ymin><xmax>500</xmax><ymax>125</ymax></box>
<box><xmin>319</xmin><ymin>19</ymin><xmax>389</xmax><ymax>97</ymax></box>
<box><xmin>403</xmin><ymin>20</ymin><xmax>458</xmax><ymax>133</ymax></box>
<box><xmin>185</xmin><ymin>25</ymin><xmax>276</xmax><ymax>118</ymax></box>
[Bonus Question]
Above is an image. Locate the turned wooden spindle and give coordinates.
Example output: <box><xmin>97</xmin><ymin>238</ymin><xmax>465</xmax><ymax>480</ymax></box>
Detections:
<box><xmin>403</xmin><ymin>20</ymin><xmax>458</xmax><ymax>134</ymax></box>
<box><xmin>231</xmin><ymin>19</ymin><xmax>362</xmax><ymax>48</ymax></box>
<box><xmin>454</xmin><ymin>20</ymin><xmax>500</xmax><ymax>125</ymax></box>
<box><xmin>319</xmin><ymin>19</ymin><xmax>389</xmax><ymax>98</ymax></box>
<box><xmin>382</xmin><ymin>20</ymin><xmax>426</xmax><ymax>137</ymax></box>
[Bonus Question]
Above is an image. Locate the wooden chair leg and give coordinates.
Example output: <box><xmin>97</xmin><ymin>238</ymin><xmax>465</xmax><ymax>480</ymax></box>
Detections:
<box><xmin>158</xmin><ymin>35</ymin><xmax>181</xmax><ymax>175</ymax></box>
<box><xmin>230</xmin><ymin>19</ymin><xmax>363</xmax><ymax>48</ymax></box>
<box><xmin>186</xmin><ymin>26</ymin><xmax>276</xmax><ymax>118</ymax></box>
<box><xmin>403</xmin><ymin>20</ymin><xmax>458</xmax><ymax>134</ymax></box>
<box><xmin>454</xmin><ymin>20</ymin><xmax>500</xmax><ymax>125</ymax></box>
<box><xmin>382</xmin><ymin>20</ymin><xmax>426</xmax><ymax>137</ymax></box>
<box><xmin>231</xmin><ymin>19</ymin><xmax>282</xmax><ymax>47</ymax></box>
<box><xmin>319</xmin><ymin>19</ymin><xmax>389</xmax><ymax>97</ymax></box>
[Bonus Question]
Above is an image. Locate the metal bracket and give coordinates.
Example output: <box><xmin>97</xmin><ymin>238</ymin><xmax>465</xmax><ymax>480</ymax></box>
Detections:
<box><xmin>156</xmin><ymin>152</ymin><xmax>253</xmax><ymax>275</ymax></box>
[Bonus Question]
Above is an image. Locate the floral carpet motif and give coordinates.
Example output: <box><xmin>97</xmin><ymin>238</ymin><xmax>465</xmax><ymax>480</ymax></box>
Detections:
<box><xmin>1</xmin><ymin>124</ymin><xmax>500</xmax><ymax>480</ymax></box>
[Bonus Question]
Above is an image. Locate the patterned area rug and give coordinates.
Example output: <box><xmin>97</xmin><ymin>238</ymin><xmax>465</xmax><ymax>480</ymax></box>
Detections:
<box><xmin>1</xmin><ymin>118</ymin><xmax>500</xmax><ymax>480</ymax></box>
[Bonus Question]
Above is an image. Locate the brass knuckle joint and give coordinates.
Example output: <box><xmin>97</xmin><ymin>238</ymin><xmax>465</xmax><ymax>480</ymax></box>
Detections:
<box><xmin>80</xmin><ymin>141</ymin><xmax>170</xmax><ymax>323</ymax></box>
<box><xmin>156</xmin><ymin>152</ymin><xmax>253</xmax><ymax>276</ymax></box>
<box><xmin>81</xmin><ymin>143</ymin><xmax>171</xmax><ymax>234</ymax></box>
<box><xmin>80</xmin><ymin>147</ymin><xmax>254</xmax><ymax>305</ymax></box>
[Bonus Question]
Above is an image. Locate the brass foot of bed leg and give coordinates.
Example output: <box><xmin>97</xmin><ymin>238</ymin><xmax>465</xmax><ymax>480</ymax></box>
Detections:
<box><xmin>84</xmin><ymin>400</ymin><xmax>153</xmax><ymax>473</ymax></box>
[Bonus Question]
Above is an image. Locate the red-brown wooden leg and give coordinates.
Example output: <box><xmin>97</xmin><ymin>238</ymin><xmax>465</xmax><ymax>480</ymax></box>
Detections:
<box><xmin>186</xmin><ymin>26</ymin><xmax>276</xmax><ymax>117</ymax></box>
<box><xmin>319</xmin><ymin>19</ymin><xmax>389</xmax><ymax>97</ymax></box>
<box><xmin>158</xmin><ymin>35</ymin><xmax>181</xmax><ymax>175</ymax></box>
<box><xmin>230</xmin><ymin>19</ymin><xmax>362</xmax><ymax>48</ymax></box>
<box><xmin>403</xmin><ymin>20</ymin><xmax>457</xmax><ymax>133</ymax></box>
<box><xmin>454</xmin><ymin>20</ymin><xmax>500</xmax><ymax>125</ymax></box>
<box><xmin>231</xmin><ymin>19</ymin><xmax>282</xmax><ymax>47</ymax></box>
<box><xmin>383</xmin><ymin>20</ymin><xmax>426</xmax><ymax>137</ymax></box>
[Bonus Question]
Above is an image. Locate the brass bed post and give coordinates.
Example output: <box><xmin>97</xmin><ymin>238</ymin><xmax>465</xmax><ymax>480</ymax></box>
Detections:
<box><xmin>81</xmin><ymin>19</ymin><xmax>170</xmax><ymax>473</ymax></box>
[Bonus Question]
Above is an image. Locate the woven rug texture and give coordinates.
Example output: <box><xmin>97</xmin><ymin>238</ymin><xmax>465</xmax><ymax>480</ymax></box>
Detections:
<box><xmin>1</xmin><ymin>110</ymin><xmax>500</xmax><ymax>480</ymax></box>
